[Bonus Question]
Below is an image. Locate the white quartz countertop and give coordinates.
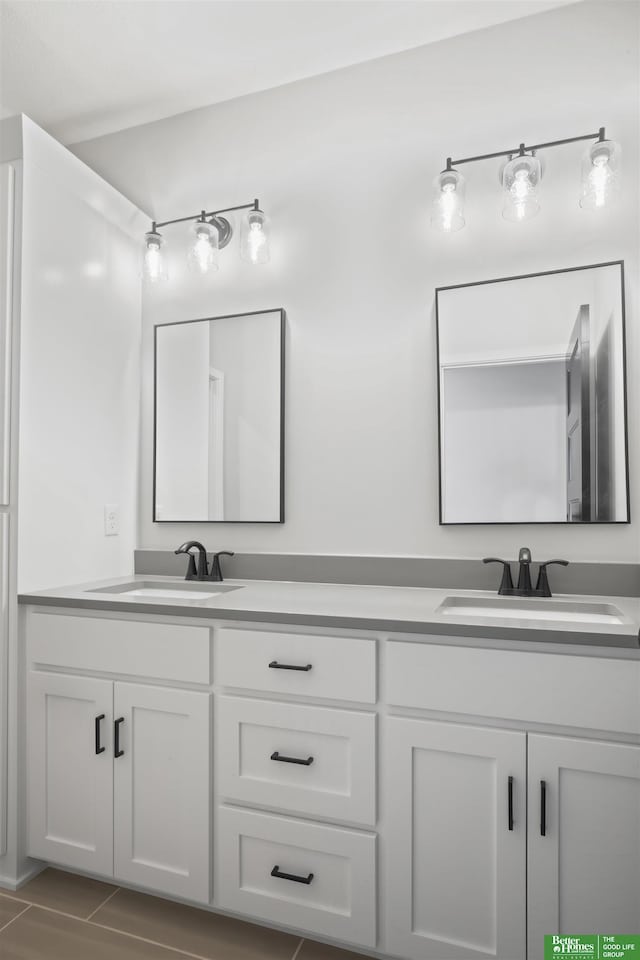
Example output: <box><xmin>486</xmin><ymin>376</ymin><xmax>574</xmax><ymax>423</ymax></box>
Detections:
<box><xmin>18</xmin><ymin>575</ymin><xmax>640</xmax><ymax>653</ymax></box>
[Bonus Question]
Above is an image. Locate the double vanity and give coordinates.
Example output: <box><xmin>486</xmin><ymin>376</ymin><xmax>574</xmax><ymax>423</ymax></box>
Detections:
<box><xmin>17</xmin><ymin>568</ymin><xmax>640</xmax><ymax>960</ymax></box>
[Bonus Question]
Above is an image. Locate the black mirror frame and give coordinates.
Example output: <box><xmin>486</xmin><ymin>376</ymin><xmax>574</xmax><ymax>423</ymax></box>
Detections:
<box><xmin>435</xmin><ymin>261</ymin><xmax>630</xmax><ymax>526</ymax></box>
<box><xmin>153</xmin><ymin>307</ymin><xmax>286</xmax><ymax>524</ymax></box>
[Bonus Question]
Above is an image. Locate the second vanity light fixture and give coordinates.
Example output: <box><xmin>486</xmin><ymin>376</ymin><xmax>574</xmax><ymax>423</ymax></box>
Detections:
<box><xmin>432</xmin><ymin>127</ymin><xmax>621</xmax><ymax>232</ymax></box>
<box><xmin>143</xmin><ymin>199</ymin><xmax>270</xmax><ymax>282</ymax></box>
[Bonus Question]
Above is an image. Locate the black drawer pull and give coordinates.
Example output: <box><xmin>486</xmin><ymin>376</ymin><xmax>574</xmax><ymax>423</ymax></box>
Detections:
<box><xmin>540</xmin><ymin>780</ymin><xmax>547</xmax><ymax>836</ymax></box>
<box><xmin>271</xmin><ymin>751</ymin><xmax>314</xmax><ymax>766</ymax></box>
<box><xmin>114</xmin><ymin>717</ymin><xmax>125</xmax><ymax>758</ymax></box>
<box><xmin>268</xmin><ymin>661</ymin><xmax>312</xmax><ymax>672</ymax></box>
<box><xmin>271</xmin><ymin>865</ymin><xmax>314</xmax><ymax>885</ymax></box>
<box><xmin>507</xmin><ymin>776</ymin><xmax>514</xmax><ymax>831</ymax></box>
<box><xmin>95</xmin><ymin>714</ymin><xmax>106</xmax><ymax>755</ymax></box>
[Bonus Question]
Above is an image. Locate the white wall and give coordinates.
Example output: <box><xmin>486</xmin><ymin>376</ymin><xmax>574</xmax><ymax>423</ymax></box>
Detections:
<box><xmin>442</xmin><ymin>361</ymin><xmax>567</xmax><ymax>523</ymax></box>
<box><xmin>209</xmin><ymin>312</ymin><xmax>281</xmax><ymax>521</ymax></box>
<box><xmin>156</xmin><ymin>320</ymin><xmax>210</xmax><ymax>520</ymax></box>
<box><xmin>73</xmin><ymin>1</ymin><xmax>639</xmax><ymax>562</ymax></box>
<box><xmin>437</xmin><ymin>269</ymin><xmax>605</xmax><ymax>365</ymax></box>
<box><xmin>17</xmin><ymin>119</ymin><xmax>143</xmax><ymax>591</ymax></box>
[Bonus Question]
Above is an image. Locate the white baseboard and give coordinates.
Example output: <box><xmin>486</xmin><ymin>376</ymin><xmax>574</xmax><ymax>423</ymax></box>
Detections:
<box><xmin>0</xmin><ymin>860</ymin><xmax>46</xmax><ymax>891</ymax></box>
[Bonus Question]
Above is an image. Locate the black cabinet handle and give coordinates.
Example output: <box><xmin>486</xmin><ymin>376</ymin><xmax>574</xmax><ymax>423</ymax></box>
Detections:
<box><xmin>268</xmin><ymin>661</ymin><xmax>312</xmax><ymax>672</ymax></box>
<box><xmin>114</xmin><ymin>717</ymin><xmax>125</xmax><ymax>758</ymax></box>
<box><xmin>271</xmin><ymin>751</ymin><xmax>314</xmax><ymax>766</ymax></box>
<box><xmin>95</xmin><ymin>714</ymin><xmax>106</xmax><ymax>755</ymax></box>
<box><xmin>271</xmin><ymin>865</ymin><xmax>314</xmax><ymax>885</ymax></box>
<box><xmin>508</xmin><ymin>776</ymin><xmax>514</xmax><ymax>831</ymax></box>
<box><xmin>540</xmin><ymin>780</ymin><xmax>547</xmax><ymax>836</ymax></box>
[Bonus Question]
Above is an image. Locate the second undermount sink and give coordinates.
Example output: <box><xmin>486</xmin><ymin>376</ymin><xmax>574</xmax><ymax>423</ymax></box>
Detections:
<box><xmin>437</xmin><ymin>595</ymin><xmax>627</xmax><ymax>625</ymax></box>
<box><xmin>89</xmin><ymin>581</ymin><xmax>242</xmax><ymax>602</ymax></box>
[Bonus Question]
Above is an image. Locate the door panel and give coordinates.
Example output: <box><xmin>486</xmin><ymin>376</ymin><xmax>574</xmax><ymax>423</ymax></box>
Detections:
<box><xmin>27</xmin><ymin>672</ymin><xmax>113</xmax><ymax>874</ymax></box>
<box><xmin>528</xmin><ymin>735</ymin><xmax>640</xmax><ymax>960</ymax></box>
<box><xmin>385</xmin><ymin>718</ymin><xmax>526</xmax><ymax>960</ymax></box>
<box><xmin>0</xmin><ymin>162</ymin><xmax>15</xmax><ymax>507</ymax></box>
<box><xmin>113</xmin><ymin>683</ymin><xmax>210</xmax><ymax>903</ymax></box>
<box><xmin>566</xmin><ymin>305</ymin><xmax>592</xmax><ymax>520</ymax></box>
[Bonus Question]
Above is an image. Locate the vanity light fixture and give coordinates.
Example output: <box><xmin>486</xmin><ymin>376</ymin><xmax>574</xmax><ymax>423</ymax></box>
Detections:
<box><xmin>432</xmin><ymin>127</ymin><xmax>621</xmax><ymax>232</ymax></box>
<box><xmin>142</xmin><ymin>199</ymin><xmax>269</xmax><ymax>281</ymax></box>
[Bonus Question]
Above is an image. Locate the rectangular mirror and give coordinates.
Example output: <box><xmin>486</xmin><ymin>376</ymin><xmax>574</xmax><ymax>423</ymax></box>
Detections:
<box><xmin>154</xmin><ymin>309</ymin><xmax>284</xmax><ymax>522</ymax></box>
<box><xmin>436</xmin><ymin>262</ymin><xmax>629</xmax><ymax>524</ymax></box>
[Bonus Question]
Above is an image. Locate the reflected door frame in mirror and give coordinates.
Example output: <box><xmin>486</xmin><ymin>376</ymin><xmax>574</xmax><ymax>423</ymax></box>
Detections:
<box><xmin>153</xmin><ymin>308</ymin><xmax>285</xmax><ymax>523</ymax></box>
<box><xmin>435</xmin><ymin>262</ymin><xmax>629</xmax><ymax>525</ymax></box>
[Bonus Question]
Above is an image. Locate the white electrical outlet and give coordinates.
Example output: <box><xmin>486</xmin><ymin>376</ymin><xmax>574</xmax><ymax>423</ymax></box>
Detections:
<box><xmin>104</xmin><ymin>504</ymin><xmax>119</xmax><ymax>536</ymax></box>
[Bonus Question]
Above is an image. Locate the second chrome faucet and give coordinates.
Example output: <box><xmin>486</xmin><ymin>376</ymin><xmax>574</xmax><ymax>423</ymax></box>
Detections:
<box><xmin>175</xmin><ymin>541</ymin><xmax>234</xmax><ymax>582</ymax></box>
<box><xmin>483</xmin><ymin>547</ymin><xmax>568</xmax><ymax>598</ymax></box>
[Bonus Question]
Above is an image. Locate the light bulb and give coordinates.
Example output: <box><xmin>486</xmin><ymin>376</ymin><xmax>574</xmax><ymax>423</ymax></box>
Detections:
<box><xmin>143</xmin><ymin>228</ymin><xmax>167</xmax><ymax>282</ymax></box>
<box><xmin>501</xmin><ymin>153</ymin><xmax>541</xmax><ymax>222</ymax></box>
<box><xmin>240</xmin><ymin>208</ymin><xmax>270</xmax><ymax>264</ymax></box>
<box><xmin>431</xmin><ymin>168</ymin><xmax>465</xmax><ymax>232</ymax></box>
<box><xmin>188</xmin><ymin>219</ymin><xmax>218</xmax><ymax>274</ymax></box>
<box><xmin>580</xmin><ymin>138</ymin><xmax>620</xmax><ymax>210</ymax></box>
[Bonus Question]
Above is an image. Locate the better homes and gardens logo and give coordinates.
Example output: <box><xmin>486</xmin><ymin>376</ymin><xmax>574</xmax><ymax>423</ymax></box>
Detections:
<box><xmin>544</xmin><ymin>936</ymin><xmax>640</xmax><ymax>959</ymax></box>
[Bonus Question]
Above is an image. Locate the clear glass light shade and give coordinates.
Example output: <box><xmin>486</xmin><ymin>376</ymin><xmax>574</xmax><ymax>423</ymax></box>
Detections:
<box><xmin>431</xmin><ymin>169</ymin><xmax>465</xmax><ymax>232</ymax></box>
<box><xmin>240</xmin><ymin>208</ymin><xmax>270</xmax><ymax>264</ymax></box>
<box><xmin>501</xmin><ymin>154</ymin><xmax>541</xmax><ymax>222</ymax></box>
<box><xmin>188</xmin><ymin>219</ymin><xmax>219</xmax><ymax>274</ymax></box>
<box><xmin>142</xmin><ymin>230</ymin><xmax>167</xmax><ymax>282</ymax></box>
<box><xmin>580</xmin><ymin>139</ymin><xmax>621</xmax><ymax>209</ymax></box>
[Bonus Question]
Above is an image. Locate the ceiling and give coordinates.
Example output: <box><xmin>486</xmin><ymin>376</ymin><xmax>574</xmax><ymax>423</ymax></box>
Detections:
<box><xmin>0</xmin><ymin>0</ymin><xmax>578</xmax><ymax>145</ymax></box>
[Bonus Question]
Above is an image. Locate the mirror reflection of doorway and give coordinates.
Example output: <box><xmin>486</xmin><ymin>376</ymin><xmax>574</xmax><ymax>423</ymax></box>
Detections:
<box><xmin>208</xmin><ymin>369</ymin><xmax>225</xmax><ymax>521</ymax></box>
<box><xmin>566</xmin><ymin>305</ymin><xmax>591</xmax><ymax>521</ymax></box>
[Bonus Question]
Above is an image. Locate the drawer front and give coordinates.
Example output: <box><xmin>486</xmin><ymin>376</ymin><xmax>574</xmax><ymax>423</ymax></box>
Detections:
<box><xmin>216</xmin><ymin>627</ymin><xmax>376</xmax><ymax>703</ymax></box>
<box><xmin>217</xmin><ymin>806</ymin><xmax>376</xmax><ymax>947</ymax></box>
<box><xmin>27</xmin><ymin>610</ymin><xmax>211</xmax><ymax>684</ymax></box>
<box><xmin>218</xmin><ymin>696</ymin><xmax>376</xmax><ymax>825</ymax></box>
<box><xmin>387</xmin><ymin>640</ymin><xmax>640</xmax><ymax>735</ymax></box>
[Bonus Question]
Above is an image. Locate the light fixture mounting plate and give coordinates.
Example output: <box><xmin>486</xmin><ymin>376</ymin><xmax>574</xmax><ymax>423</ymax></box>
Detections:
<box><xmin>209</xmin><ymin>215</ymin><xmax>233</xmax><ymax>249</ymax></box>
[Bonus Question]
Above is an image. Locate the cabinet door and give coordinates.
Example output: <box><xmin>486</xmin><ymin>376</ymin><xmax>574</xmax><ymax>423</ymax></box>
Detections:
<box><xmin>385</xmin><ymin>718</ymin><xmax>526</xmax><ymax>960</ymax></box>
<box><xmin>528</xmin><ymin>735</ymin><xmax>640</xmax><ymax>960</ymax></box>
<box><xmin>27</xmin><ymin>672</ymin><xmax>113</xmax><ymax>875</ymax></box>
<box><xmin>113</xmin><ymin>683</ymin><xmax>210</xmax><ymax>903</ymax></box>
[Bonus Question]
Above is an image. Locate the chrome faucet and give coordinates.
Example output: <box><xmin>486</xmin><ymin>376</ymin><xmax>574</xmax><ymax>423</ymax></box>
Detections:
<box><xmin>175</xmin><ymin>542</ymin><xmax>235</xmax><ymax>582</ymax></box>
<box><xmin>483</xmin><ymin>547</ymin><xmax>569</xmax><ymax>598</ymax></box>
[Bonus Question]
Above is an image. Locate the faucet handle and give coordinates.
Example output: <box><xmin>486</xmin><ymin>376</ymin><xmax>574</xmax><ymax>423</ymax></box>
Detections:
<box><xmin>535</xmin><ymin>559</ymin><xmax>569</xmax><ymax>597</ymax></box>
<box><xmin>208</xmin><ymin>551</ymin><xmax>235</xmax><ymax>582</ymax></box>
<box><xmin>483</xmin><ymin>558</ymin><xmax>514</xmax><ymax>594</ymax></box>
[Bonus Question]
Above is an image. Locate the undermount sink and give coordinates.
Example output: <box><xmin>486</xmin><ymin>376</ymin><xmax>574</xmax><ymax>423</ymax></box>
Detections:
<box><xmin>436</xmin><ymin>596</ymin><xmax>626</xmax><ymax>625</ymax></box>
<box><xmin>89</xmin><ymin>581</ymin><xmax>242</xmax><ymax>602</ymax></box>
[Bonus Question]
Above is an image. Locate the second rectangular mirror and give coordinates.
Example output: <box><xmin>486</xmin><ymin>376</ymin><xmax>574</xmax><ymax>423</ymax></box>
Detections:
<box><xmin>436</xmin><ymin>262</ymin><xmax>628</xmax><ymax>524</ymax></box>
<box><xmin>154</xmin><ymin>308</ymin><xmax>284</xmax><ymax>523</ymax></box>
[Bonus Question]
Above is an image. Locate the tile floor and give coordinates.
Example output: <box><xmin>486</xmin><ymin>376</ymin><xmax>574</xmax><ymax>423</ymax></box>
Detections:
<box><xmin>0</xmin><ymin>869</ymin><xmax>369</xmax><ymax>960</ymax></box>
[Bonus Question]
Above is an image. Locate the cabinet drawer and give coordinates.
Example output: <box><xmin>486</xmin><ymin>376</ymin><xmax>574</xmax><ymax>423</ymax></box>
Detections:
<box><xmin>218</xmin><ymin>696</ymin><xmax>376</xmax><ymax>825</ymax></box>
<box><xmin>387</xmin><ymin>640</ymin><xmax>640</xmax><ymax>735</ymax></box>
<box><xmin>216</xmin><ymin>627</ymin><xmax>376</xmax><ymax>703</ymax></box>
<box><xmin>217</xmin><ymin>806</ymin><xmax>376</xmax><ymax>947</ymax></box>
<box><xmin>27</xmin><ymin>611</ymin><xmax>211</xmax><ymax>684</ymax></box>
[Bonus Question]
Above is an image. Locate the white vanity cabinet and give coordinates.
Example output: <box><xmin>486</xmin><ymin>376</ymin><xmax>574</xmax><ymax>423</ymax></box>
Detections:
<box><xmin>21</xmin><ymin>606</ymin><xmax>640</xmax><ymax>960</ymax></box>
<box><xmin>384</xmin><ymin>639</ymin><xmax>640</xmax><ymax>960</ymax></box>
<box><xmin>25</xmin><ymin>611</ymin><xmax>212</xmax><ymax>904</ymax></box>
